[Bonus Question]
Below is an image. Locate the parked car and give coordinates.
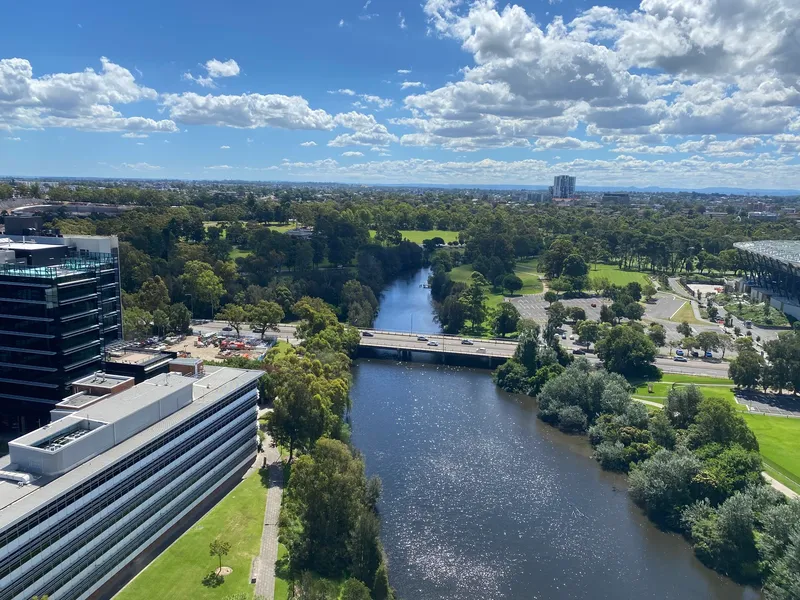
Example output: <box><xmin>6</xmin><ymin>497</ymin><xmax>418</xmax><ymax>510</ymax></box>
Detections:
<box><xmin>676</xmin><ymin>349</ymin><xmax>684</xmax><ymax>356</ymax></box>
<box><xmin>705</xmin><ymin>351</ymin><xmax>713</xmax><ymax>358</ymax></box>
<box><xmin>461</xmin><ymin>339</ymin><xmax>474</xmax><ymax>345</ymax></box>
<box><xmin>417</xmin><ymin>336</ymin><xmax>429</xmax><ymax>342</ymax></box>
<box><xmin>591</xmin><ymin>302</ymin><xmax>597</xmax><ymax>308</ymax></box>
<box><xmin>674</xmin><ymin>356</ymin><xmax>688</xmax><ymax>362</ymax></box>
<box><xmin>561</xmin><ymin>333</ymin><xmax>567</xmax><ymax>340</ymax></box>
<box><xmin>690</xmin><ymin>351</ymin><xmax>699</xmax><ymax>358</ymax></box>
<box><xmin>572</xmin><ymin>349</ymin><xmax>586</xmax><ymax>355</ymax></box>
<box><xmin>362</xmin><ymin>331</ymin><xmax>374</xmax><ymax>337</ymax></box>
<box><xmin>222</xmin><ymin>326</ymin><xmax>233</xmax><ymax>332</ymax></box>
<box><xmin>569</xmin><ymin>334</ymin><xmax>575</xmax><ymax>340</ymax></box>
<box><xmin>427</xmin><ymin>341</ymin><xmax>439</xmax><ymax>347</ymax></box>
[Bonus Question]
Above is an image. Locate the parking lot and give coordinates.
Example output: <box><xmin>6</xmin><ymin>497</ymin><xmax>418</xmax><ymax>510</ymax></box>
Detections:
<box><xmin>510</xmin><ymin>295</ymin><xmax>609</xmax><ymax>323</ymax></box>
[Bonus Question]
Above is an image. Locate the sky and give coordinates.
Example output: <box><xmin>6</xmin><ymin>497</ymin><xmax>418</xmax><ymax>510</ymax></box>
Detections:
<box><xmin>2</xmin><ymin>0</ymin><xmax>800</xmax><ymax>189</ymax></box>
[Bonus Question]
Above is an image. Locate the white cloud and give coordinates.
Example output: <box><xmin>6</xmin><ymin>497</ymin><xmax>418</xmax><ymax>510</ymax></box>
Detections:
<box><xmin>6</xmin><ymin>136</ymin><xmax>21</xmax><ymax>141</ymax></box>
<box><xmin>161</xmin><ymin>92</ymin><xmax>337</xmax><ymax>130</ymax></box>
<box><xmin>675</xmin><ymin>135</ymin><xmax>766</xmax><ymax>156</ymax></box>
<box><xmin>183</xmin><ymin>58</ymin><xmax>240</xmax><ymax>88</ymax></box>
<box><xmin>205</xmin><ymin>164</ymin><xmax>233</xmax><ymax>170</ymax></box>
<box><xmin>246</xmin><ymin>137</ymin><xmax>253</xmax><ymax>143</ymax></box>
<box><xmin>122</xmin><ymin>132</ymin><xmax>148</xmax><ymax>138</ymax></box>
<box><xmin>329</xmin><ymin>111</ymin><xmax>398</xmax><ymax>147</ymax></box>
<box><xmin>205</xmin><ymin>59</ymin><xmax>240</xmax><ymax>78</ymax></box>
<box><xmin>0</xmin><ymin>57</ymin><xmax>178</xmax><ymax>134</ymax></box>
<box><xmin>401</xmin><ymin>81</ymin><xmax>424</xmax><ymax>89</ymax></box>
<box><xmin>328</xmin><ymin>88</ymin><xmax>357</xmax><ymax>96</ymax></box>
<box><xmin>339</xmin><ymin>19</ymin><xmax>345</xmax><ymax>27</ymax></box>
<box><xmin>399</xmin><ymin>12</ymin><xmax>407</xmax><ymax>29</ymax></box>
<box><xmin>342</xmin><ymin>151</ymin><xmax>364</xmax><ymax>157</ymax></box>
<box><xmin>359</xmin><ymin>14</ymin><xmax>379</xmax><ymax>21</ymax></box>
<box><xmin>300</xmin><ymin>141</ymin><xmax>317</xmax><ymax>147</ymax></box>
<box><xmin>220</xmin><ymin>145</ymin><xmax>230</xmax><ymax>149</ymax></box>
<box><xmin>121</xmin><ymin>162</ymin><xmax>162</xmax><ymax>171</ymax></box>
<box><xmin>359</xmin><ymin>94</ymin><xmax>393</xmax><ymax>109</ymax></box>
<box><xmin>397</xmin><ymin>69</ymin><xmax>412</xmax><ymax>74</ymax></box>
<box><xmin>534</xmin><ymin>137</ymin><xmax>603</xmax><ymax>151</ymax></box>
<box><xmin>136</xmin><ymin>141</ymin><xmax>144</xmax><ymax>146</ymax></box>
<box><xmin>363</xmin><ymin>0</ymin><xmax>371</xmax><ymax>9</ymax></box>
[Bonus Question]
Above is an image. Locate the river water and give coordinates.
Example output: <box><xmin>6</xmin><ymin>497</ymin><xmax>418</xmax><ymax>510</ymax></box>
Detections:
<box><xmin>350</xmin><ymin>268</ymin><xmax>760</xmax><ymax>600</ymax></box>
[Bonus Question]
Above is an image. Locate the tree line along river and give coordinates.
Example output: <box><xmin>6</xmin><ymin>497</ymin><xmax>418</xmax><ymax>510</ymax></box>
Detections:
<box><xmin>349</xmin><ymin>268</ymin><xmax>760</xmax><ymax>600</ymax></box>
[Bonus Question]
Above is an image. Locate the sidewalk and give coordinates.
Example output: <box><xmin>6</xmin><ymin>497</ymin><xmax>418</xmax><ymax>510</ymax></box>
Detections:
<box><xmin>253</xmin><ymin>444</ymin><xmax>283</xmax><ymax>600</ymax></box>
<box><xmin>762</xmin><ymin>472</ymin><xmax>799</xmax><ymax>499</ymax></box>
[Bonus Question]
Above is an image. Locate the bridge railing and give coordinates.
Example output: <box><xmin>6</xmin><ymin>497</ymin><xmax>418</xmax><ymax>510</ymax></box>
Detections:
<box><xmin>361</xmin><ymin>329</ymin><xmax>519</xmax><ymax>346</ymax></box>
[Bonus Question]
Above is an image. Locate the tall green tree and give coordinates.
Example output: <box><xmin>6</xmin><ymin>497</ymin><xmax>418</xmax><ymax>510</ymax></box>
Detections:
<box><xmin>217</xmin><ymin>304</ymin><xmax>248</xmax><ymax>337</ymax></box>
<box><xmin>181</xmin><ymin>260</ymin><xmax>224</xmax><ymax>318</ymax></box>
<box><xmin>595</xmin><ymin>325</ymin><xmax>656</xmax><ymax>376</ymax></box>
<box><xmin>248</xmin><ymin>301</ymin><xmax>285</xmax><ymax>340</ymax></box>
<box><xmin>493</xmin><ymin>303</ymin><xmax>520</xmax><ymax>337</ymax></box>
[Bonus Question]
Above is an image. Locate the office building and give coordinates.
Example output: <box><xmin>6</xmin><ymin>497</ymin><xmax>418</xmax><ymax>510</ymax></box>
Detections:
<box><xmin>552</xmin><ymin>175</ymin><xmax>576</xmax><ymax>199</ymax></box>
<box><xmin>0</xmin><ymin>365</ymin><xmax>261</xmax><ymax>600</ymax></box>
<box><xmin>0</xmin><ymin>223</ymin><xmax>122</xmax><ymax>431</ymax></box>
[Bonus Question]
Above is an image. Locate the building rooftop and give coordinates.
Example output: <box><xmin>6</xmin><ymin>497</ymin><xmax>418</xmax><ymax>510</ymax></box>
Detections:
<box><xmin>0</xmin><ymin>366</ymin><xmax>262</xmax><ymax>530</ymax></box>
<box><xmin>735</xmin><ymin>241</ymin><xmax>800</xmax><ymax>268</ymax></box>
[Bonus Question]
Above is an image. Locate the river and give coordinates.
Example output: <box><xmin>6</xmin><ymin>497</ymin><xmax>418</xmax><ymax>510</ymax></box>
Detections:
<box><xmin>349</xmin><ymin>268</ymin><xmax>760</xmax><ymax>600</ymax></box>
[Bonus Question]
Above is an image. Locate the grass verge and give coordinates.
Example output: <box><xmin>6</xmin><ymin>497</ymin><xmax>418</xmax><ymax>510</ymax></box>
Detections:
<box><xmin>116</xmin><ymin>472</ymin><xmax>266</xmax><ymax>600</ymax></box>
<box><xmin>275</xmin><ymin>543</ymin><xmax>290</xmax><ymax>599</ymax></box>
<box><xmin>589</xmin><ymin>263</ymin><xmax>652</xmax><ymax>286</ymax></box>
<box><xmin>743</xmin><ymin>414</ymin><xmax>800</xmax><ymax>493</ymax></box>
<box><xmin>368</xmin><ymin>229</ymin><xmax>460</xmax><ymax>244</ymax></box>
<box><xmin>669</xmin><ymin>301</ymin><xmax>705</xmax><ymax>325</ymax></box>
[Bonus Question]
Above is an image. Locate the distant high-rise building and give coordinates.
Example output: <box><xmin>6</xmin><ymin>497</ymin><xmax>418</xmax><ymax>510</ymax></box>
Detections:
<box><xmin>0</xmin><ymin>220</ymin><xmax>122</xmax><ymax>431</ymax></box>
<box><xmin>552</xmin><ymin>175</ymin><xmax>576</xmax><ymax>199</ymax></box>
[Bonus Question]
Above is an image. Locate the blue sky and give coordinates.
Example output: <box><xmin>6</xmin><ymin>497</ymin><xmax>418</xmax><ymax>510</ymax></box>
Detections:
<box><xmin>2</xmin><ymin>0</ymin><xmax>800</xmax><ymax>188</ymax></box>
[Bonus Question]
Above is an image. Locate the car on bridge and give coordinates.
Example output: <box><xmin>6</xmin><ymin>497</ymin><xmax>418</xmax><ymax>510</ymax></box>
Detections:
<box><xmin>427</xmin><ymin>341</ymin><xmax>439</xmax><ymax>347</ymax></box>
<box><xmin>417</xmin><ymin>336</ymin><xmax>429</xmax><ymax>341</ymax></box>
<box><xmin>461</xmin><ymin>339</ymin><xmax>474</xmax><ymax>345</ymax></box>
<box><xmin>362</xmin><ymin>331</ymin><xmax>374</xmax><ymax>337</ymax></box>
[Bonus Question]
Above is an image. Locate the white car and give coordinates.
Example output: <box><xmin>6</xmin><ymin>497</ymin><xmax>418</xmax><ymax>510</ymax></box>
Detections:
<box><xmin>478</xmin><ymin>347</ymin><xmax>487</xmax><ymax>353</ymax></box>
<box><xmin>417</xmin><ymin>336</ymin><xmax>429</xmax><ymax>342</ymax></box>
<box><xmin>427</xmin><ymin>341</ymin><xmax>439</xmax><ymax>347</ymax></box>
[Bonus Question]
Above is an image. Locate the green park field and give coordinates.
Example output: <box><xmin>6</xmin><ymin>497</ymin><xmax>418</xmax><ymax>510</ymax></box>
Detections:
<box><xmin>368</xmin><ymin>229</ymin><xmax>460</xmax><ymax>244</ymax></box>
<box><xmin>589</xmin><ymin>263</ymin><xmax>651</xmax><ymax>286</ymax></box>
<box><xmin>742</xmin><ymin>415</ymin><xmax>800</xmax><ymax>494</ymax></box>
<box><xmin>631</xmin><ymin>375</ymin><xmax>744</xmax><ymax>411</ymax></box>
<box><xmin>116</xmin><ymin>472</ymin><xmax>266</xmax><ymax>600</ymax></box>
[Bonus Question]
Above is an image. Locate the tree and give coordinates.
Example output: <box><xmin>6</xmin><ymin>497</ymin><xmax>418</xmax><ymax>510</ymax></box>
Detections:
<box><xmin>624</xmin><ymin>302</ymin><xmax>645</xmax><ymax>321</ymax></box>
<box><xmin>341</xmin><ymin>579</ymin><xmax>372</xmax><ymax>600</ymax></box>
<box><xmin>123</xmin><ymin>307</ymin><xmax>152</xmax><ymax>340</ymax></box>
<box><xmin>676</xmin><ymin>321</ymin><xmax>693</xmax><ymax>338</ymax></box>
<box><xmin>167</xmin><ymin>302</ymin><xmax>192</xmax><ymax>334</ymax></box>
<box><xmin>217</xmin><ymin>304</ymin><xmax>248</xmax><ymax>337</ymax></box>
<box><xmin>459</xmin><ymin>274</ymin><xmax>488</xmax><ymax>332</ymax></box>
<box><xmin>502</xmin><ymin>274</ymin><xmax>524</xmax><ymax>296</ymax></box>
<box><xmin>577</xmin><ymin>320</ymin><xmax>601</xmax><ymax>349</ymax></box>
<box><xmin>665</xmin><ymin>385</ymin><xmax>704</xmax><ymax>429</ymax></box>
<box><xmin>209</xmin><ymin>539</ymin><xmax>231</xmax><ymax>573</ymax></box>
<box><xmin>493</xmin><ymin>302</ymin><xmax>521</xmax><ymax>337</ymax></box>
<box><xmin>266</xmin><ymin>377</ymin><xmax>327</xmax><ymax>460</ymax></box>
<box><xmin>290</xmin><ymin>439</ymin><xmax>369</xmax><ymax>576</ymax></box>
<box><xmin>642</xmin><ymin>283</ymin><xmax>657</xmax><ymax>302</ymax></box>
<box><xmin>625</xmin><ymin>282</ymin><xmax>643</xmax><ymax>302</ymax></box>
<box><xmin>647</xmin><ymin>323</ymin><xmax>667</xmax><ymax>348</ymax></box>
<box><xmin>372</xmin><ymin>560</ymin><xmax>392</xmax><ymax>600</ymax></box>
<box><xmin>249</xmin><ymin>301</ymin><xmax>285</xmax><ymax>340</ymax></box>
<box><xmin>695</xmin><ymin>331</ymin><xmax>722</xmax><ymax>354</ymax></box>
<box><xmin>137</xmin><ymin>276</ymin><xmax>170</xmax><ymax>313</ymax></box>
<box><xmin>728</xmin><ymin>350</ymin><xmax>765</xmax><ymax>389</ymax></box>
<box><xmin>549</xmin><ymin>277</ymin><xmax>572</xmax><ymax>295</ymax></box>
<box><xmin>687</xmin><ymin>397</ymin><xmax>759</xmax><ymax>451</ymax></box>
<box><xmin>153</xmin><ymin>308</ymin><xmax>169</xmax><ymax>336</ymax></box>
<box><xmin>629</xmin><ymin>448</ymin><xmax>702</xmax><ymax>528</ymax></box>
<box><xmin>181</xmin><ymin>260</ymin><xmax>224</xmax><ymax>318</ymax></box>
<box><xmin>599</xmin><ymin>304</ymin><xmax>614</xmax><ymax>324</ymax></box>
<box><xmin>568</xmin><ymin>306</ymin><xmax>586</xmax><ymax>323</ymax></box>
<box><xmin>595</xmin><ymin>325</ymin><xmax>656</xmax><ymax>375</ymax></box>
<box><xmin>543</xmin><ymin>290</ymin><xmax>558</xmax><ymax>305</ymax></box>
<box><xmin>707</xmin><ymin>305</ymin><xmax>719</xmax><ymax>322</ymax></box>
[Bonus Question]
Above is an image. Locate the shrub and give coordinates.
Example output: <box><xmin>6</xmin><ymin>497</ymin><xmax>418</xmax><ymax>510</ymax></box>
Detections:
<box><xmin>558</xmin><ymin>405</ymin><xmax>588</xmax><ymax>433</ymax></box>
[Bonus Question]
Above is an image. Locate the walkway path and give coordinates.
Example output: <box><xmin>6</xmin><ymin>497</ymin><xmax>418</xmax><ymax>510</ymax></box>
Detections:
<box><xmin>762</xmin><ymin>472</ymin><xmax>799</xmax><ymax>499</ymax></box>
<box><xmin>254</xmin><ymin>445</ymin><xmax>284</xmax><ymax>600</ymax></box>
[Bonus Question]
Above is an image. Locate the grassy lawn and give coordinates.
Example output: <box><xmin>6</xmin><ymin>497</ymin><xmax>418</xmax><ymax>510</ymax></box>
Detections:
<box><xmin>630</xmin><ymin>375</ymin><xmax>745</xmax><ymax>411</ymax></box>
<box><xmin>368</xmin><ymin>229</ymin><xmax>460</xmax><ymax>244</ymax></box>
<box><xmin>669</xmin><ymin>301</ymin><xmax>706</xmax><ymax>325</ymax></box>
<box><xmin>269</xmin><ymin>340</ymin><xmax>294</xmax><ymax>359</ymax></box>
<box><xmin>743</xmin><ymin>414</ymin><xmax>800</xmax><ymax>494</ymax></box>
<box><xmin>116</xmin><ymin>472</ymin><xmax>266</xmax><ymax>600</ymax></box>
<box><xmin>589</xmin><ymin>263</ymin><xmax>651</xmax><ymax>286</ymax></box>
<box><xmin>275</xmin><ymin>543</ymin><xmax>290</xmax><ymax>599</ymax></box>
<box><xmin>229</xmin><ymin>247</ymin><xmax>252</xmax><ymax>260</ymax></box>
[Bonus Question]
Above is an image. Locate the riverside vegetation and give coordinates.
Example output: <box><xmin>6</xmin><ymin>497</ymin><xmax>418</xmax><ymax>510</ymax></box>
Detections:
<box><xmin>494</xmin><ymin>319</ymin><xmax>800</xmax><ymax>596</ymax></box>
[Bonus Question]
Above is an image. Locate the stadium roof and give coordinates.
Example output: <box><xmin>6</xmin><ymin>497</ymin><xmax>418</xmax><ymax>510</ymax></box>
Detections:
<box><xmin>734</xmin><ymin>241</ymin><xmax>800</xmax><ymax>268</ymax></box>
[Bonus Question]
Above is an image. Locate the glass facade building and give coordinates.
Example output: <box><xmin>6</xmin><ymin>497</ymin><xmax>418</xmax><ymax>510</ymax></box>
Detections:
<box><xmin>0</xmin><ymin>236</ymin><xmax>122</xmax><ymax>431</ymax></box>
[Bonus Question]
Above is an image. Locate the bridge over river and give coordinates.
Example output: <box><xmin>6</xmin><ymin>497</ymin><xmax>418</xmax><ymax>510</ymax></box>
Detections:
<box><xmin>357</xmin><ymin>330</ymin><xmax>516</xmax><ymax>367</ymax></box>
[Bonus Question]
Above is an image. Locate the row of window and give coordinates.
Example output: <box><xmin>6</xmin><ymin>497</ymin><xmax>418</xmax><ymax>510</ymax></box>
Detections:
<box><xmin>24</xmin><ymin>445</ymin><xmax>255</xmax><ymax>600</ymax></box>
<box><xmin>0</xmin><ymin>402</ymin><xmax>254</xmax><ymax>577</ymax></box>
<box><xmin>0</xmin><ymin>383</ymin><xmax>257</xmax><ymax>548</ymax></box>
<box><xmin>4</xmin><ymin>428</ymin><xmax>255</xmax><ymax>598</ymax></box>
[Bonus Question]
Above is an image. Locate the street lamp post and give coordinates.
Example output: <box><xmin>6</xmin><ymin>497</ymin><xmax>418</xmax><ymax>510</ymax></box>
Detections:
<box><xmin>186</xmin><ymin>293</ymin><xmax>194</xmax><ymax>318</ymax></box>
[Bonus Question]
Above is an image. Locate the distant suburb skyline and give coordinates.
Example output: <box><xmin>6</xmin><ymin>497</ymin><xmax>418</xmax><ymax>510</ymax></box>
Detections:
<box><xmin>1</xmin><ymin>0</ymin><xmax>800</xmax><ymax>188</ymax></box>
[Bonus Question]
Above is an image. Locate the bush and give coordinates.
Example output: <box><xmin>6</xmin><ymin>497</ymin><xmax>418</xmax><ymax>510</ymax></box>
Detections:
<box><xmin>558</xmin><ymin>405</ymin><xmax>588</xmax><ymax>433</ymax></box>
<box><xmin>595</xmin><ymin>441</ymin><xmax>628</xmax><ymax>471</ymax></box>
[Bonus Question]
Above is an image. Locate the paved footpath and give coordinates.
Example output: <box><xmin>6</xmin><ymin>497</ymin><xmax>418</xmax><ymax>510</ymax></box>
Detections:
<box><xmin>762</xmin><ymin>472</ymin><xmax>799</xmax><ymax>499</ymax></box>
<box><xmin>254</xmin><ymin>446</ymin><xmax>284</xmax><ymax>599</ymax></box>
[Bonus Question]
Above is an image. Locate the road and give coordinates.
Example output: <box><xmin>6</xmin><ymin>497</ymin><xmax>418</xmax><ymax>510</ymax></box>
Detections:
<box><xmin>359</xmin><ymin>330</ymin><xmax>517</xmax><ymax>358</ymax></box>
<box><xmin>192</xmin><ymin>320</ymin><xmax>300</xmax><ymax>344</ymax></box>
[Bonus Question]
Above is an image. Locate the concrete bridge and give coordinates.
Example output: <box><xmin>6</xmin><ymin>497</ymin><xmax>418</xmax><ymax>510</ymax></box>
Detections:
<box><xmin>357</xmin><ymin>330</ymin><xmax>516</xmax><ymax>367</ymax></box>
